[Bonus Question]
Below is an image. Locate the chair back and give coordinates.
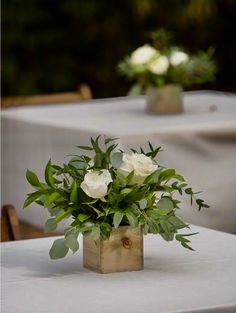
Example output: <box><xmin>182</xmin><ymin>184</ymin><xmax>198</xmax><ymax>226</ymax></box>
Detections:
<box><xmin>1</xmin><ymin>84</ymin><xmax>92</xmax><ymax>108</ymax></box>
<box><xmin>1</xmin><ymin>204</ymin><xmax>21</xmax><ymax>241</ymax></box>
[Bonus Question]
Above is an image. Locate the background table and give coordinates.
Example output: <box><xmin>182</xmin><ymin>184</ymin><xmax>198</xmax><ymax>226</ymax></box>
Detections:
<box><xmin>2</xmin><ymin>91</ymin><xmax>236</xmax><ymax>232</ymax></box>
<box><xmin>1</xmin><ymin>225</ymin><xmax>236</xmax><ymax>313</ymax></box>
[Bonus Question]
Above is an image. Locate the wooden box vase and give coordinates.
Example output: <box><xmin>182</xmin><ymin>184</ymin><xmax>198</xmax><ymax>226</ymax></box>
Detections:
<box><xmin>83</xmin><ymin>226</ymin><xmax>143</xmax><ymax>273</ymax></box>
<box><xmin>146</xmin><ymin>84</ymin><xmax>183</xmax><ymax>114</ymax></box>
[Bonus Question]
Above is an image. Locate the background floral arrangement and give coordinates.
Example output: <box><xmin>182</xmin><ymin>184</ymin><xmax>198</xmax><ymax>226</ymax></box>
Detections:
<box><xmin>118</xmin><ymin>30</ymin><xmax>217</xmax><ymax>95</ymax></box>
<box><xmin>24</xmin><ymin>137</ymin><xmax>209</xmax><ymax>259</ymax></box>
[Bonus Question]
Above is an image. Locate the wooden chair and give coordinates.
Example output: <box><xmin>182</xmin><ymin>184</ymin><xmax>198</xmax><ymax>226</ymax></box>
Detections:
<box><xmin>1</xmin><ymin>204</ymin><xmax>21</xmax><ymax>241</ymax></box>
<box><xmin>1</xmin><ymin>84</ymin><xmax>92</xmax><ymax>108</ymax></box>
<box><xmin>1</xmin><ymin>204</ymin><xmax>61</xmax><ymax>242</ymax></box>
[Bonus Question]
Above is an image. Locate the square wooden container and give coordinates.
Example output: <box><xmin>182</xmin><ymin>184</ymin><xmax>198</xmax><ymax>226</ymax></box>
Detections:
<box><xmin>146</xmin><ymin>85</ymin><xmax>183</xmax><ymax>114</ymax></box>
<box><xmin>83</xmin><ymin>226</ymin><xmax>143</xmax><ymax>273</ymax></box>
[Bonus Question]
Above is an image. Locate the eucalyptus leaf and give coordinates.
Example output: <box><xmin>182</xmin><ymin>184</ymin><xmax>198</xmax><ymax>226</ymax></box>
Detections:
<box><xmin>65</xmin><ymin>233</ymin><xmax>79</xmax><ymax>253</ymax></box>
<box><xmin>90</xmin><ymin>226</ymin><xmax>100</xmax><ymax>241</ymax></box>
<box><xmin>111</xmin><ymin>152</ymin><xmax>123</xmax><ymax>169</ymax></box>
<box><xmin>138</xmin><ymin>199</ymin><xmax>147</xmax><ymax>210</ymax></box>
<box><xmin>45</xmin><ymin>218</ymin><xmax>57</xmax><ymax>231</ymax></box>
<box><xmin>24</xmin><ymin>135</ymin><xmax>207</xmax><ymax>259</ymax></box>
<box><xmin>49</xmin><ymin>238</ymin><xmax>69</xmax><ymax>259</ymax></box>
<box><xmin>157</xmin><ymin>198</ymin><xmax>174</xmax><ymax>212</ymax></box>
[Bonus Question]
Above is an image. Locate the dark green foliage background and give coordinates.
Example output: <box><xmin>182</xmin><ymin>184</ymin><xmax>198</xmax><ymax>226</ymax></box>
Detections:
<box><xmin>2</xmin><ymin>0</ymin><xmax>236</xmax><ymax>97</ymax></box>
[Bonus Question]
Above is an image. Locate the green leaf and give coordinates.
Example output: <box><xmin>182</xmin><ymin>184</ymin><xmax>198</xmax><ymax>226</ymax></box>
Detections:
<box><xmin>185</xmin><ymin>188</ymin><xmax>193</xmax><ymax>195</ymax></box>
<box><xmin>45</xmin><ymin>218</ymin><xmax>57</xmax><ymax>231</ymax></box>
<box><xmin>138</xmin><ymin>199</ymin><xmax>147</xmax><ymax>210</ymax></box>
<box><xmin>126</xmin><ymin>212</ymin><xmax>137</xmax><ymax>228</ymax></box>
<box><xmin>169</xmin><ymin>215</ymin><xmax>188</xmax><ymax>229</ymax></box>
<box><xmin>55</xmin><ymin>208</ymin><xmax>73</xmax><ymax>223</ymax></box>
<box><xmin>159</xmin><ymin>169</ymin><xmax>176</xmax><ymax>182</ymax></box>
<box><xmin>174</xmin><ymin>174</ymin><xmax>185</xmax><ymax>182</ymax></box>
<box><xmin>26</xmin><ymin>169</ymin><xmax>40</xmax><ymax>187</ymax></box>
<box><xmin>76</xmin><ymin>145</ymin><xmax>93</xmax><ymax>151</ymax></box>
<box><xmin>143</xmin><ymin>224</ymin><xmax>149</xmax><ymax>235</ymax></box>
<box><xmin>157</xmin><ymin>198</ymin><xmax>174</xmax><ymax>212</ymax></box>
<box><xmin>147</xmin><ymin>217</ymin><xmax>160</xmax><ymax>234</ymax></box>
<box><xmin>161</xmin><ymin>232</ymin><xmax>174</xmax><ymax>241</ymax></box>
<box><xmin>23</xmin><ymin>190</ymin><xmax>49</xmax><ymax>208</ymax></box>
<box><xmin>148</xmin><ymin>141</ymin><xmax>154</xmax><ymax>151</ymax></box>
<box><xmin>120</xmin><ymin>188</ymin><xmax>132</xmax><ymax>196</ymax></box>
<box><xmin>100</xmin><ymin>222</ymin><xmax>112</xmax><ymax>240</ymax></box>
<box><xmin>78</xmin><ymin>213</ymin><xmax>90</xmax><ymax>222</ymax></box>
<box><xmin>90</xmin><ymin>226</ymin><xmax>100</xmax><ymax>241</ymax></box>
<box><xmin>44</xmin><ymin>192</ymin><xmax>61</xmax><ymax>207</ymax></box>
<box><xmin>49</xmin><ymin>238</ymin><xmax>69</xmax><ymax>259</ymax></box>
<box><xmin>45</xmin><ymin>160</ymin><xmax>55</xmax><ymax>187</ymax></box>
<box><xmin>126</xmin><ymin>170</ymin><xmax>135</xmax><ymax>185</ymax></box>
<box><xmin>91</xmin><ymin>136</ymin><xmax>102</xmax><ymax>153</ymax></box>
<box><xmin>48</xmin><ymin>206</ymin><xmax>61</xmax><ymax>217</ymax></box>
<box><xmin>113</xmin><ymin>212</ymin><xmax>124</xmax><ymax>228</ymax></box>
<box><xmin>175</xmin><ymin>233</ymin><xmax>198</xmax><ymax>251</ymax></box>
<box><xmin>70</xmin><ymin>180</ymin><xmax>78</xmax><ymax>203</ymax></box>
<box><xmin>105</xmin><ymin>137</ymin><xmax>118</xmax><ymax>145</ymax></box>
<box><xmin>111</xmin><ymin>152</ymin><xmax>123</xmax><ymax>168</ymax></box>
<box><xmin>144</xmin><ymin>169</ymin><xmax>161</xmax><ymax>184</ymax></box>
<box><xmin>65</xmin><ymin>232</ymin><xmax>79</xmax><ymax>253</ymax></box>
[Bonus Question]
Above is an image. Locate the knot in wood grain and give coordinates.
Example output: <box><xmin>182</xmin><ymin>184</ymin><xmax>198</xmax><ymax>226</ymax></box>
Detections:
<box><xmin>121</xmin><ymin>237</ymin><xmax>132</xmax><ymax>249</ymax></box>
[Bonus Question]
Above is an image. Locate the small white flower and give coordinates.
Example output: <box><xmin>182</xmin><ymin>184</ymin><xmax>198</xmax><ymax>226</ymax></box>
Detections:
<box><xmin>130</xmin><ymin>45</ymin><xmax>157</xmax><ymax>65</ymax></box>
<box><xmin>148</xmin><ymin>55</ymin><xmax>169</xmax><ymax>75</ymax></box>
<box><xmin>170</xmin><ymin>51</ymin><xmax>189</xmax><ymax>66</ymax></box>
<box><xmin>118</xmin><ymin>153</ymin><xmax>158</xmax><ymax>185</ymax></box>
<box><xmin>80</xmin><ymin>170</ymin><xmax>112</xmax><ymax>199</ymax></box>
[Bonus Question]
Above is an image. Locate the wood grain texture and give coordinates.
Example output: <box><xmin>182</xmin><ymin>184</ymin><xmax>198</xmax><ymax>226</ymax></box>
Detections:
<box><xmin>146</xmin><ymin>85</ymin><xmax>183</xmax><ymax>114</ymax></box>
<box><xmin>83</xmin><ymin>226</ymin><xmax>143</xmax><ymax>273</ymax></box>
<box><xmin>1</xmin><ymin>204</ymin><xmax>62</xmax><ymax>242</ymax></box>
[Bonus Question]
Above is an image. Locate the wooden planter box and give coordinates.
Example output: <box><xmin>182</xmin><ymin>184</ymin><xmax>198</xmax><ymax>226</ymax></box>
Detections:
<box><xmin>83</xmin><ymin>226</ymin><xmax>143</xmax><ymax>273</ymax></box>
<box><xmin>146</xmin><ymin>85</ymin><xmax>183</xmax><ymax>114</ymax></box>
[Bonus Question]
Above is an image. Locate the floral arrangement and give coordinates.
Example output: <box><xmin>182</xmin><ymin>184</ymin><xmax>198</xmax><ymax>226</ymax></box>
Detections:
<box><xmin>118</xmin><ymin>30</ymin><xmax>216</xmax><ymax>95</ymax></box>
<box><xmin>24</xmin><ymin>137</ymin><xmax>208</xmax><ymax>259</ymax></box>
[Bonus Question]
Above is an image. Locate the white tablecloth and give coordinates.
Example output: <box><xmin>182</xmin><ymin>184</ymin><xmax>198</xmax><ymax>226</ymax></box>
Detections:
<box><xmin>2</xmin><ymin>91</ymin><xmax>236</xmax><ymax>232</ymax></box>
<box><xmin>1</xmin><ymin>225</ymin><xmax>236</xmax><ymax>313</ymax></box>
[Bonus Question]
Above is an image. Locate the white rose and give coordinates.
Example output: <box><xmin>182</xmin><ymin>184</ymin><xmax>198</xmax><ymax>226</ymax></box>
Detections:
<box><xmin>130</xmin><ymin>45</ymin><xmax>157</xmax><ymax>65</ymax></box>
<box><xmin>80</xmin><ymin>170</ymin><xmax>112</xmax><ymax>199</ymax></box>
<box><xmin>118</xmin><ymin>153</ymin><xmax>134</xmax><ymax>178</ymax></box>
<box><xmin>118</xmin><ymin>153</ymin><xmax>157</xmax><ymax>185</ymax></box>
<box><xmin>148</xmin><ymin>55</ymin><xmax>169</xmax><ymax>75</ymax></box>
<box><xmin>170</xmin><ymin>51</ymin><xmax>189</xmax><ymax>66</ymax></box>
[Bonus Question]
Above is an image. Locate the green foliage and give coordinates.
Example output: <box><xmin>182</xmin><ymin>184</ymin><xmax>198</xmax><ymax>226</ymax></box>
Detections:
<box><xmin>24</xmin><ymin>136</ymin><xmax>208</xmax><ymax>259</ymax></box>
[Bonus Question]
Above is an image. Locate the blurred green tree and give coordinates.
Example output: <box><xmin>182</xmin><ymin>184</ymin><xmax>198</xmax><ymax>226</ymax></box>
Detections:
<box><xmin>2</xmin><ymin>0</ymin><xmax>236</xmax><ymax>97</ymax></box>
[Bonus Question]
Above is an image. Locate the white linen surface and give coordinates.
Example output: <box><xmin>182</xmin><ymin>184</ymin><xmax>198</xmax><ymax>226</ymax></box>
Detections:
<box><xmin>1</xmin><ymin>225</ymin><xmax>236</xmax><ymax>313</ymax></box>
<box><xmin>1</xmin><ymin>91</ymin><xmax>236</xmax><ymax>232</ymax></box>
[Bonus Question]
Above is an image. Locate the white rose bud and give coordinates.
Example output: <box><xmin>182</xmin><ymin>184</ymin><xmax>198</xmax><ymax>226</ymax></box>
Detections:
<box><xmin>148</xmin><ymin>55</ymin><xmax>169</xmax><ymax>75</ymax></box>
<box><xmin>130</xmin><ymin>44</ymin><xmax>157</xmax><ymax>65</ymax></box>
<box><xmin>118</xmin><ymin>153</ymin><xmax>158</xmax><ymax>185</ymax></box>
<box><xmin>170</xmin><ymin>51</ymin><xmax>189</xmax><ymax>66</ymax></box>
<box><xmin>80</xmin><ymin>170</ymin><xmax>112</xmax><ymax>199</ymax></box>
